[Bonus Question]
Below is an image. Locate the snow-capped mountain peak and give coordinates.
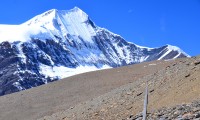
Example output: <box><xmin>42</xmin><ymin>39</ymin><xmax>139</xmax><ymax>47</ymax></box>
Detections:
<box><xmin>166</xmin><ymin>44</ymin><xmax>190</xmax><ymax>57</ymax></box>
<box><xmin>0</xmin><ymin>7</ymin><xmax>189</xmax><ymax>96</ymax></box>
<box><xmin>0</xmin><ymin>24</ymin><xmax>47</xmax><ymax>43</ymax></box>
<box><xmin>22</xmin><ymin>7</ymin><xmax>96</xmax><ymax>43</ymax></box>
<box><xmin>23</xmin><ymin>7</ymin><xmax>89</xmax><ymax>28</ymax></box>
<box><xmin>23</xmin><ymin>9</ymin><xmax>57</xmax><ymax>26</ymax></box>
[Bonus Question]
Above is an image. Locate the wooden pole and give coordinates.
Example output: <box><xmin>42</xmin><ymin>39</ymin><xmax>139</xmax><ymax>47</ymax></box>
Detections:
<box><xmin>142</xmin><ymin>81</ymin><xmax>148</xmax><ymax>120</ymax></box>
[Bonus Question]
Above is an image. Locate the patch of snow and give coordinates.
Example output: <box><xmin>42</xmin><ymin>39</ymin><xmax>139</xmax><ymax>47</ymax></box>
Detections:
<box><xmin>139</xmin><ymin>56</ymin><xmax>150</xmax><ymax>63</ymax></box>
<box><xmin>39</xmin><ymin>64</ymin><xmax>111</xmax><ymax>79</ymax></box>
<box><xmin>174</xmin><ymin>53</ymin><xmax>181</xmax><ymax>59</ymax></box>
<box><xmin>148</xmin><ymin>63</ymin><xmax>157</xmax><ymax>66</ymax></box>
<box><xmin>0</xmin><ymin>24</ymin><xmax>48</xmax><ymax>43</ymax></box>
<box><xmin>23</xmin><ymin>9</ymin><xmax>57</xmax><ymax>29</ymax></box>
<box><xmin>16</xmin><ymin>43</ymin><xmax>26</xmax><ymax>63</ymax></box>
<box><xmin>23</xmin><ymin>7</ymin><xmax>96</xmax><ymax>44</ymax></box>
<box><xmin>158</xmin><ymin>48</ymin><xmax>172</xmax><ymax>60</ymax></box>
<box><xmin>158</xmin><ymin>44</ymin><xmax>190</xmax><ymax>60</ymax></box>
<box><xmin>164</xmin><ymin>59</ymin><xmax>175</xmax><ymax>62</ymax></box>
<box><xmin>113</xmin><ymin>43</ymin><xmax>131</xmax><ymax>64</ymax></box>
<box><xmin>57</xmin><ymin>9</ymin><xmax>96</xmax><ymax>43</ymax></box>
<box><xmin>96</xmin><ymin>27</ymin><xmax>121</xmax><ymax>37</ymax></box>
<box><xmin>166</xmin><ymin>44</ymin><xmax>190</xmax><ymax>57</ymax></box>
<box><xmin>113</xmin><ymin>43</ymin><xmax>125</xmax><ymax>59</ymax></box>
<box><xmin>13</xmin><ymin>82</ymin><xmax>24</xmax><ymax>91</ymax></box>
<box><xmin>134</xmin><ymin>44</ymin><xmax>154</xmax><ymax>51</ymax></box>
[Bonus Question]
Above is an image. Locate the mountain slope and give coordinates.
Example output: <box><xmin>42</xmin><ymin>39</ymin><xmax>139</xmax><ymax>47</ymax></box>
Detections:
<box><xmin>0</xmin><ymin>56</ymin><xmax>199</xmax><ymax>120</ymax></box>
<box><xmin>0</xmin><ymin>58</ymin><xmax>177</xmax><ymax>120</ymax></box>
<box><xmin>40</xmin><ymin>56</ymin><xmax>200</xmax><ymax>120</ymax></box>
<box><xmin>0</xmin><ymin>7</ymin><xmax>189</xmax><ymax>96</ymax></box>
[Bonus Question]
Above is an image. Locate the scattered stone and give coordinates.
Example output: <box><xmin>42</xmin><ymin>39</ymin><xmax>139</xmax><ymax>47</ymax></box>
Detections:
<box><xmin>126</xmin><ymin>106</ymin><xmax>133</xmax><ymax>110</ymax></box>
<box><xmin>173</xmin><ymin>63</ymin><xmax>177</xmax><ymax>66</ymax></box>
<box><xmin>126</xmin><ymin>92</ymin><xmax>132</xmax><ymax>95</ymax></box>
<box><xmin>150</xmin><ymin>89</ymin><xmax>154</xmax><ymax>93</ymax></box>
<box><xmin>129</xmin><ymin>114</ymin><xmax>133</xmax><ymax>118</ymax></box>
<box><xmin>185</xmin><ymin>74</ymin><xmax>191</xmax><ymax>78</ymax></box>
<box><xmin>136</xmin><ymin>92</ymin><xmax>143</xmax><ymax>96</ymax></box>
<box><xmin>195</xmin><ymin>113</ymin><xmax>200</xmax><ymax>118</ymax></box>
<box><xmin>194</xmin><ymin>61</ymin><xmax>200</xmax><ymax>66</ymax></box>
<box><xmin>125</xmin><ymin>100</ymin><xmax>200</xmax><ymax>120</ymax></box>
<box><xmin>182</xmin><ymin>112</ymin><xmax>194</xmax><ymax>119</ymax></box>
<box><xmin>62</xmin><ymin>117</ymin><xmax>67</xmax><ymax>120</ymax></box>
<box><xmin>94</xmin><ymin>112</ymin><xmax>99</xmax><ymax>116</ymax></box>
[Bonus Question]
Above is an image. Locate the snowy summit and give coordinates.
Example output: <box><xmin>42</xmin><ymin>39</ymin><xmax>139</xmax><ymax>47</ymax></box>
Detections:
<box><xmin>0</xmin><ymin>7</ymin><xmax>189</xmax><ymax>96</ymax></box>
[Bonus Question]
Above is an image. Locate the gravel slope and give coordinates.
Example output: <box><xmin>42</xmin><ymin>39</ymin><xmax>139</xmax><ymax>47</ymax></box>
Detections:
<box><xmin>0</xmin><ymin>60</ymin><xmax>173</xmax><ymax>120</ymax></box>
<box><xmin>38</xmin><ymin>56</ymin><xmax>200</xmax><ymax>120</ymax></box>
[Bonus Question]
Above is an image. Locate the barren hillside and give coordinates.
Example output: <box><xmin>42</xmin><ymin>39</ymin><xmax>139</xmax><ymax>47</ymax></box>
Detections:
<box><xmin>0</xmin><ymin>56</ymin><xmax>200</xmax><ymax>120</ymax></box>
<box><xmin>40</xmin><ymin>56</ymin><xmax>200</xmax><ymax>120</ymax></box>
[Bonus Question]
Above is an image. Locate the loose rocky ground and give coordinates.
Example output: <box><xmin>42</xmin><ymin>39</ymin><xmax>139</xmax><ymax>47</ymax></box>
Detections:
<box><xmin>0</xmin><ymin>59</ymin><xmax>173</xmax><ymax>120</ymax></box>
<box><xmin>131</xmin><ymin>100</ymin><xmax>200</xmax><ymax>120</ymax></box>
<box><xmin>39</xmin><ymin>56</ymin><xmax>200</xmax><ymax>120</ymax></box>
<box><xmin>0</xmin><ymin>56</ymin><xmax>199</xmax><ymax>120</ymax></box>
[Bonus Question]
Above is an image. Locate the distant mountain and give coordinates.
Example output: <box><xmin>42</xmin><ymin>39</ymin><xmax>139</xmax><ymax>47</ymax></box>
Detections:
<box><xmin>0</xmin><ymin>7</ymin><xmax>189</xmax><ymax>96</ymax></box>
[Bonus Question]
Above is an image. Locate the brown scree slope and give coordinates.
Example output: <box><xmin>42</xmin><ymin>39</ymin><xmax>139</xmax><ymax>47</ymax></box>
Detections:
<box><xmin>0</xmin><ymin>59</ymin><xmax>173</xmax><ymax>120</ymax></box>
<box><xmin>0</xmin><ymin>56</ymin><xmax>200</xmax><ymax>120</ymax></box>
<box><xmin>39</xmin><ymin>56</ymin><xmax>200</xmax><ymax>120</ymax></box>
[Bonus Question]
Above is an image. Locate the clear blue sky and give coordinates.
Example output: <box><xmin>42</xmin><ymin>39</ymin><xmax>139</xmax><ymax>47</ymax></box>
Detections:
<box><xmin>0</xmin><ymin>0</ymin><xmax>200</xmax><ymax>56</ymax></box>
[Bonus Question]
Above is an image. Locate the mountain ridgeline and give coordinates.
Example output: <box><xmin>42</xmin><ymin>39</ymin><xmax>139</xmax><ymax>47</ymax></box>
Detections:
<box><xmin>0</xmin><ymin>7</ymin><xmax>188</xmax><ymax>96</ymax></box>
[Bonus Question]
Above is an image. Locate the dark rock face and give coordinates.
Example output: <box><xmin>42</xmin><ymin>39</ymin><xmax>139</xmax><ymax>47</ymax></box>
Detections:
<box><xmin>0</xmin><ymin>42</ymin><xmax>20</xmax><ymax>95</ymax></box>
<box><xmin>0</xmin><ymin>41</ymin><xmax>57</xmax><ymax>96</ymax></box>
